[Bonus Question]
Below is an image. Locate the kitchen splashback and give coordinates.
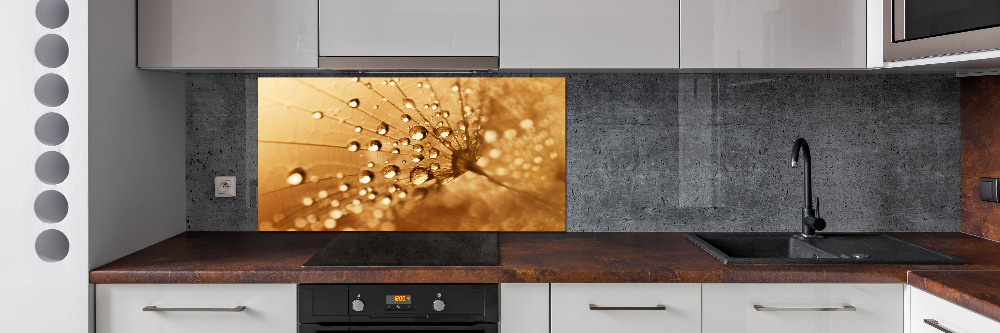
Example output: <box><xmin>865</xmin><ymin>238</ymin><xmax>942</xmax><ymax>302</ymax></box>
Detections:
<box><xmin>187</xmin><ymin>73</ymin><xmax>960</xmax><ymax>232</ymax></box>
<box><xmin>257</xmin><ymin>77</ymin><xmax>566</xmax><ymax>231</ymax></box>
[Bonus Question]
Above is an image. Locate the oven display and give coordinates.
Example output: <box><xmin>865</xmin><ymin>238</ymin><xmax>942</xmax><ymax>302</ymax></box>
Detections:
<box><xmin>386</xmin><ymin>295</ymin><xmax>412</xmax><ymax>304</ymax></box>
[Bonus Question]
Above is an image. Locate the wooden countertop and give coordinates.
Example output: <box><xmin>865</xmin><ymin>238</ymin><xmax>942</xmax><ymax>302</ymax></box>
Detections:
<box><xmin>908</xmin><ymin>270</ymin><xmax>1000</xmax><ymax>323</ymax></box>
<box><xmin>90</xmin><ymin>231</ymin><xmax>1000</xmax><ymax>322</ymax></box>
<box><xmin>91</xmin><ymin>231</ymin><xmax>1000</xmax><ymax>284</ymax></box>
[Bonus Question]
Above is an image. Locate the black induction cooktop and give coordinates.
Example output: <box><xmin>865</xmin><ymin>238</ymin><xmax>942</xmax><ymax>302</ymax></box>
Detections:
<box><xmin>303</xmin><ymin>232</ymin><xmax>500</xmax><ymax>267</ymax></box>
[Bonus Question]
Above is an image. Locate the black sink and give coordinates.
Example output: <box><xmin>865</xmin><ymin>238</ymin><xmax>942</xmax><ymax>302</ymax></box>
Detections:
<box><xmin>686</xmin><ymin>233</ymin><xmax>966</xmax><ymax>265</ymax></box>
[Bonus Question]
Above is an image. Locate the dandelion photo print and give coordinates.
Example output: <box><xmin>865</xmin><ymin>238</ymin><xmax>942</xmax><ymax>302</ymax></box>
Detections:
<box><xmin>258</xmin><ymin>77</ymin><xmax>566</xmax><ymax>231</ymax></box>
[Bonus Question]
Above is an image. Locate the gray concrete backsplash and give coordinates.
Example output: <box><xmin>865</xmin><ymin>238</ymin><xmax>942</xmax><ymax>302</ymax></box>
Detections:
<box><xmin>186</xmin><ymin>73</ymin><xmax>960</xmax><ymax>232</ymax></box>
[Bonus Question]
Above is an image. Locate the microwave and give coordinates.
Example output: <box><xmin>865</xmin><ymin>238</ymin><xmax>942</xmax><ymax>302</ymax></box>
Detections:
<box><xmin>884</xmin><ymin>0</ymin><xmax>1000</xmax><ymax>62</ymax></box>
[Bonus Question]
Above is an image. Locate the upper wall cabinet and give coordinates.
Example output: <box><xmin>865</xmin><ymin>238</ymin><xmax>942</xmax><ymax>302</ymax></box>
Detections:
<box><xmin>318</xmin><ymin>0</ymin><xmax>500</xmax><ymax>70</ymax></box>
<box><xmin>138</xmin><ymin>0</ymin><xmax>318</xmax><ymax>69</ymax></box>
<box><xmin>500</xmin><ymin>0</ymin><xmax>680</xmax><ymax>69</ymax></box>
<box><xmin>681</xmin><ymin>0</ymin><xmax>874</xmax><ymax>68</ymax></box>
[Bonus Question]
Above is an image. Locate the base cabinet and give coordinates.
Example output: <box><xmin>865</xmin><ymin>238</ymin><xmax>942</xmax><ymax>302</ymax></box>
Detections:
<box><xmin>96</xmin><ymin>284</ymin><xmax>297</xmax><ymax>333</ymax></box>
<box><xmin>910</xmin><ymin>287</ymin><xmax>1000</xmax><ymax>333</ymax></box>
<box><xmin>500</xmin><ymin>284</ymin><xmax>549</xmax><ymax>333</ymax></box>
<box><xmin>550</xmin><ymin>283</ymin><xmax>701</xmax><ymax>333</ymax></box>
<box><xmin>702</xmin><ymin>284</ymin><xmax>903</xmax><ymax>333</ymax></box>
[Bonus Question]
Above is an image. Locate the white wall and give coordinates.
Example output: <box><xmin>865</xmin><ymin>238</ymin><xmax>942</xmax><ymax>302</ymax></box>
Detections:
<box><xmin>88</xmin><ymin>0</ymin><xmax>186</xmax><ymax>270</ymax></box>
<box><xmin>0</xmin><ymin>0</ymin><xmax>90</xmax><ymax>331</ymax></box>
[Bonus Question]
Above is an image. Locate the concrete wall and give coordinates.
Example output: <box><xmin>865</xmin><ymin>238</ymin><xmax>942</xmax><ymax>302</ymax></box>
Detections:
<box><xmin>186</xmin><ymin>73</ymin><xmax>960</xmax><ymax>232</ymax></box>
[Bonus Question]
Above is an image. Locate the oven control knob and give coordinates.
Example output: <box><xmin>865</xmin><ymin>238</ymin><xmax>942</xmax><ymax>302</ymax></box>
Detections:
<box><xmin>432</xmin><ymin>299</ymin><xmax>446</xmax><ymax>312</ymax></box>
<box><xmin>352</xmin><ymin>299</ymin><xmax>365</xmax><ymax>312</ymax></box>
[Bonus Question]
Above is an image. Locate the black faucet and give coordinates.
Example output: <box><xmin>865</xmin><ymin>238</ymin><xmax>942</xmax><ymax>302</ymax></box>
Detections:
<box><xmin>791</xmin><ymin>138</ymin><xmax>826</xmax><ymax>238</ymax></box>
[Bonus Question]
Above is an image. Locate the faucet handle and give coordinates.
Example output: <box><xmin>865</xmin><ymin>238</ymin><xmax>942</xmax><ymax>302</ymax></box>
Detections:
<box><xmin>815</xmin><ymin>197</ymin><xmax>820</xmax><ymax>218</ymax></box>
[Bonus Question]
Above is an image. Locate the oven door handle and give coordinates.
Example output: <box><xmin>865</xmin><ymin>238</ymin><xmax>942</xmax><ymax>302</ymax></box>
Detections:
<box><xmin>342</xmin><ymin>324</ymin><xmax>498</xmax><ymax>332</ymax></box>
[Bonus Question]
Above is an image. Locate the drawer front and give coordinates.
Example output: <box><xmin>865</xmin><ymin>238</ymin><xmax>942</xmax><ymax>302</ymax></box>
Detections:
<box><xmin>550</xmin><ymin>283</ymin><xmax>701</xmax><ymax>333</ymax></box>
<box><xmin>911</xmin><ymin>288</ymin><xmax>1000</xmax><ymax>333</ymax></box>
<box><xmin>96</xmin><ymin>284</ymin><xmax>296</xmax><ymax>333</ymax></box>
<box><xmin>702</xmin><ymin>283</ymin><xmax>903</xmax><ymax>333</ymax></box>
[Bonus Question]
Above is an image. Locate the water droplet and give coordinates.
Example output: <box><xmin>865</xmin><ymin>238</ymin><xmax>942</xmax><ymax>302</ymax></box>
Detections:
<box><xmin>351</xmin><ymin>77</ymin><xmax>359</xmax><ymax>82</ymax></box>
<box><xmin>484</xmin><ymin>130</ymin><xmax>498</xmax><ymax>143</ymax></box>
<box><xmin>359</xmin><ymin>171</ymin><xmax>374</xmax><ymax>184</ymax></box>
<box><xmin>366</xmin><ymin>162</ymin><xmax>375</xmax><ymax>168</ymax></box>
<box><xmin>391</xmin><ymin>148</ymin><xmax>400</xmax><ymax>154</ymax></box>
<box><xmin>400</xmin><ymin>138</ymin><xmax>410</xmax><ymax>146</ymax></box>
<box><xmin>366</xmin><ymin>192</ymin><xmax>377</xmax><ymax>200</ymax></box>
<box><xmin>347</xmin><ymin>141</ymin><xmax>360</xmax><ymax>151</ymax></box>
<box><xmin>488</xmin><ymin>149</ymin><xmax>502</xmax><ymax>159</ymax></box>
<box><xmin>348</xmin><ymin>98</ymin><xmax>360</xmax><ymax>108</ymax></box>
<box><xmin>431</xmin><ymin>103</ymin><xmax>439</xmax><ymax>110</ymax></box>
<box><xmin>428</xmin><ymin>148</ymin><xmax>440</xmax><ymax>159</ymax></box>
<box><xmin>412</xmin><ymin>154</ymin><xmax>425</xmax><ymax>162</ymax></box>
<box><xmin>339</xmin><ymin>183</ymin><xmax>351</xmax><ymax>192</ymax></box>
<box><xmin>380</xmin><ymin>196</ymin><xmax>393</xmax><ymax>205</ymax></box>
<box><xmin>382</xmin><ymin>165</ymin><xmax>400</xmax><ymax>178</ymax></box>
<box><xmin>416</xmin><ymin>82</ymin><xmax>423</xmax><ymax>88</ymax></box>
<box><xmin>533</xmin><ymin>156</ymin><xmax>544</xmax><ymax>164</ymax></box>
<box><xmin>354</xmin><ymin>126</ymin><xmax>363</xmax><ymax>133</ymax></box>
<box><xmin>318</xmin><ymin>190</ymin><xmax>329</xmax><ymax>199</ymax></box>
<box><xmin>434</xmin><ymin>127</ymin><xmax>452</xmax><ymax>138</ymax></box>
<box><xmin>388</xmin><ymin>184</ymin><xmax>401</xmax><ymax>193</ymax></box>
<box><xmin>367</xmin><ymin>140</ymin><xmax>382</xmax><ymax>151</ymax></box>
<box><xmin>376</xmin><ymin>122</ymin><xmax>389</xmax><ymax>135</ymax></box>
<box><xmin>372</xmin><ymin>105</ymin><xmax>379</xmax><ymax>110</ymax></box>
<box><xmin>312</xmin><ymin>111</ymin><xmax>324</xmax><ymax>119</ymax></box>
<box><xmin>410</xmin><ymin>168</ymin><xmax>432</xmax><ymax>185</ymax></box>
<box><xmin>324</xmin><ymin>219</ymin><xmax>338</xmax><ymax>229</ymax></box>
<box><xmin>287</xmin><ymin>168</ymin><xmax>306</xmax><ymax>185</ymax></box>
<box><xmin>410</xmin><ymin>126</ymin><xmax>428</xmax><ymax>140</ymax></box>
<box><xmin>452</xmin><ymin>84</ymin><xmax>459</xmax><ymax>92</ymax></box>
<box><xmin>398</xmin><ymin>191</ymin><xmax>408</xmax><ymax>199</ymax></box>
<box><xmin>302</xmin><ymin>197</ymin><xmax>314</xmax><ymax>206</ymax></box>
<box><xmin>429</xmin><ymin>163</ymin><xmax>440</xmax><ymax>171</ymax></box>
<box><xmin>463</xmin><ymin>106</ymin><xmax>472</xmax><ymax>113</ymax></box>
<box><xmin>403</xmin><ymin>99</ymin><xmax>416</xmax><ymax>109</ymax></box>
<box><xmin>294</xmin><ymin>218</ymin><xmax>308</xmax><ymax>228</ymax></box>
<box><xmin>388</xmin><ymin>80</ymin><xmax>396</xmax><ymax>86</ymax></box>
<box><xmin>381</xmin><ymin>80</ymin><xmax>388</xmax><ymax>85</ymax></box>
<box><xmin>336</xmin><ymin>173</ymin><xmax>345</xmax><ymax>179</ymax></box>
<box><xmin>520</xmin><ymin>119</ymin><xmax>534</xmax><ymax>129</ymax></box>
<box><xmin>423</xmin><ymin>104</ymin><xmax>430</xmax><ymax>109</ymax></box>
<box><xmin>441</xmin><ymin>111</ymin><xmax>450</xmax><ymax>118</ymax></box>
<box><xmin>330</xmin><ymin>210</ymin><xmax>343</xmax><ymax>219</ymax></box>
<box><xmin>413</xmin><ymin>144</ymin><xmax>424</xmax><ymax>152</ymax></box>
<box><xmin>331</xmin><ymin>200</ymin><xmax>341</xmax><ymax>207</ymax></box>
<box><xmin>401</xmin><ymin>114</ymin><xmax>412</xmax><ymax>122</ymax></box>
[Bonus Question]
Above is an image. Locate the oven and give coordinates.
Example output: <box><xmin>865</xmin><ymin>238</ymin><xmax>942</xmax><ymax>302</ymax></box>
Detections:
<box><xmin>299</xmin><ymin>284</ymin><xmax>498</xmax><ymax>333</ymax></box>
<box><xmin>885</xmin><ymin>0</ymin><xmax>1000</xmax><ymax>61</ymax></box>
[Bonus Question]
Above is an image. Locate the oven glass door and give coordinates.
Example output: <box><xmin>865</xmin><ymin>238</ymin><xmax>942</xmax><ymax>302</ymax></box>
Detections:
<box><xmin>900</xmin><ymin>0</ymin><xmax>1000</xmax><ymax>41</ymax></box>
<box><xmin>300</xmin><ymin>324</ymin><xmax>498</xmax><ymax>333</ymax></box>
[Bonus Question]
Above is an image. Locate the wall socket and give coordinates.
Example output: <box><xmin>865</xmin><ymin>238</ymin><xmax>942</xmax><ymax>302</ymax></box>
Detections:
<box><xmin>215</xmin><ymin>176</ymin><xmax>236</xmax><ymax>197</ymax></box>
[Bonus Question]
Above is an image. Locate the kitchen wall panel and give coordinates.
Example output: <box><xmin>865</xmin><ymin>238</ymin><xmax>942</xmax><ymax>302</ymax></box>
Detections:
<box><xmin>186</xmin><ymin>73</ymin><xmax>960</xmax><ymax>232</ymax></box>
<box><xmin>961</xmin><ymin>75</ymin><xmax>1000</xmax><ymax>241</ymax></box>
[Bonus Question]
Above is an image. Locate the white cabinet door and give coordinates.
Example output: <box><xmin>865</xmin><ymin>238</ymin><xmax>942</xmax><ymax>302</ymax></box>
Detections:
<box><xmin>319</xmin><ymin>0</ymin><xmax>499</xmax><ymax>57</ymax></box>
<box><xmin>550</xmin><ymin>283</ymin><xmax>701</xmax><ymax>333</ymax></box>
<box><xmin>96</xmin><ymin>284</ymin><xmax>297</xmax><ymax>333</ymax></box>
<box><xmin>680</xmin><ymin>0</ymin><xmax>869</xmax><ymax>68</ymax></box>
<box><xmin>911</xmin><ymin>287</ymin><xmax>1000</xmax><ymax>333</ymax></box>
<box><xmin>702</xmin><ymin>283</ymin><xmax>903</xmax><ymax>333</ymax></box>
<box><xmin>138</xmin><ymin>0</ymin><xmax>318</xmax><ymax>69</ymax></box>
<box><xmin>500</xmin><ymin>284</ymin><xmax>549</xmax><ymax>333</ymax></box>
<box><xmin>500</xmin><ymin>0</ymin><xmax>680</xmax><ymax>69</ymax></box>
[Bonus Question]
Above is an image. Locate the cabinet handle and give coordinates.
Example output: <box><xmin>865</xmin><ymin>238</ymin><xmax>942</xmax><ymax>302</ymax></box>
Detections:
<box><xmin>143</xmin><ymin>306</ymin><xmax>247</xmax><ymax>312</ymax></box>
<box><xmin>924</xmin><ymin>319</ymin><xmax>955</xmax><ymax>333</ymax></box>
<box><xmin>753</xmin><ymin>305</ymin><xmax>856</xmax><ymax>312</ymax></box>
<box><xmin>589</xmin><ymin>304</ymin><xmax>667</xmax><ymax>311</ymax></box>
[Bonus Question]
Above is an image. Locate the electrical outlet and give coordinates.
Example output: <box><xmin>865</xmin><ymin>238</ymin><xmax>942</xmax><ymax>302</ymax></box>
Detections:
<box><xmin>215</xmin><ymin>176</ymin><xmax>236</xmax><ymax>197</ymax></box>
